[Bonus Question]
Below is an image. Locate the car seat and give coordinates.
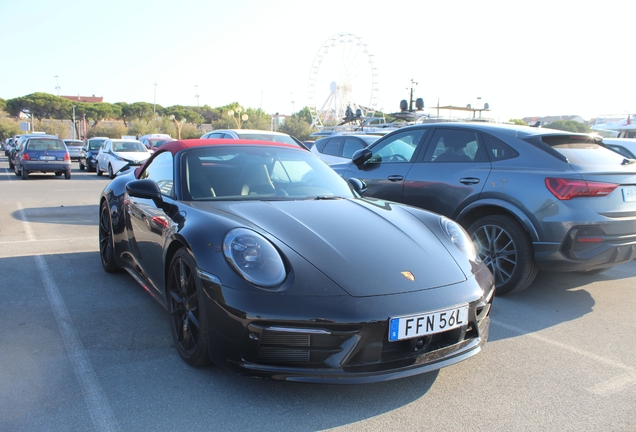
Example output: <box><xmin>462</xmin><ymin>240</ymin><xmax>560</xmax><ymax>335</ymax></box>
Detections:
<box><xmin>240</xmin><ymin>164</ymin><xmax>276</xmax><ymax>195</ymax></box>
<box><xmin>186</xmin><ymin>157</ymin><xmax>216</xmax><ymax>199</ymax></box>
<box><xmin>434</xmin><ymin>141</ymin><xmax>472</xmax><ymax>162</ymax></box>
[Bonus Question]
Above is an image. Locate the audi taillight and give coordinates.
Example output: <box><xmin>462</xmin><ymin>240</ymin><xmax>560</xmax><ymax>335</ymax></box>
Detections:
<box><xmin>546</xmin><ymin>178</ymin><xmax>618</xmax><ymax>200</ymax></box>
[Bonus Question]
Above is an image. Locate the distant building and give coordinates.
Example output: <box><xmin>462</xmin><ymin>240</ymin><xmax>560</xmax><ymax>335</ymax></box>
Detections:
<box><xmin>60</xmin><ymin>95</ymin><xmax>104</xmax><ymax>103</ymax></box>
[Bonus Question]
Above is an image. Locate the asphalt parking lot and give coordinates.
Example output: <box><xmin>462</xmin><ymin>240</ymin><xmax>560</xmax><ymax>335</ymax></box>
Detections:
<box><xmin>1</xmin><ymin>158</ymin><xmax>635</xmax><ymax>432</ymax></box>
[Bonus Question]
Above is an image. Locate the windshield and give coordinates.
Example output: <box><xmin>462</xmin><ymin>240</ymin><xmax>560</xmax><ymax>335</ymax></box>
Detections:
<box><xmin>181</xmin><ymin>146</ymin><xmax>355</xmax><ymax>201</ymax></box>
<box><xmin>112</xmin><ymin>141</ymin><xmax>147</xmax><ymax>152</ymax></box>
<box><xmin>88</xmin><ymin>140</ymin><xmax>106</xmax><ymax>150</ymax></box>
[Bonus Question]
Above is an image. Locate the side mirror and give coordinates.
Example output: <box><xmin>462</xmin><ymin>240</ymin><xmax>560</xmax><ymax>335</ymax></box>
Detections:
<box><xmin>347</xmin><ymin>177</ymin><xmax>367</xmax><ymax>195</ymax></box>
<box><xmin>126</xmin><ymin>179</ymin><xmax>164</xmax><ymax>208</ymax></box>
<box><xmin>351</xmin><ymin>148</ymin><xmax>372</xmax><ymax>168</ymax></box>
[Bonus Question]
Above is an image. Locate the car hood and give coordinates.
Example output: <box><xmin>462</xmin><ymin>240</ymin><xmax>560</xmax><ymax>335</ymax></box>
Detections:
<box><xmin>194</xmin><ymin>198</ymin><xmax>467</xmax><ymax>297</ymax></box>
<box><xmin>111</xmin><ymin>151</ymin><xmax>151</xmax><ymax>162</ymax></box>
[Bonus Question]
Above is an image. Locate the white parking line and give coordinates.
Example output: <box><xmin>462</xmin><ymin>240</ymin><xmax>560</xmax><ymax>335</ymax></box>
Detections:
<box><xmin>0</xmin><ymin>237</ymin><xmax>97</xmax><ymax>245</ymax></box>
<box><xmin>491</xmin><ymin>318</ymin><xmax>636</xmax><ymax>396</ymax></box>
<box><xmin>16</xmin><ymin>202</ymin><xmax>120</xmax><ymax>431</ymax></box>
<box><xmin>16</xmin><ymin>202</ymin><xmax>36</xmax><ymax>241</ymax></box>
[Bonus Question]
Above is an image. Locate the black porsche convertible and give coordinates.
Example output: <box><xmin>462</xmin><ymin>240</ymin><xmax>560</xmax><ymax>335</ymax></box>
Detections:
<box><xmin>98</xmin><ymin>138</ymin><xmax>494</xmax><ymax>383</ymax></box>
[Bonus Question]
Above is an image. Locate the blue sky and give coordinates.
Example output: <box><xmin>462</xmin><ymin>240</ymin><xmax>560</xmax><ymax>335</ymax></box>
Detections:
<box><xmin>2</xmin><ymin>0</ymin><xmax>634</xmax><ymax>121</ymax></box>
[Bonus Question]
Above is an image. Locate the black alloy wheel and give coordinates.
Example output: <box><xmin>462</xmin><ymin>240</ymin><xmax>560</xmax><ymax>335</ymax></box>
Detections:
<box><xmin>468</xmin><ymin>214</ymin><xmax>538</xmax><ymax>295</ymax></box>
<box><xmin>167</xmin><ymin>248</ymin><xmax>211</xmax><ymax>367</ymax></box>
<box><xmin>99</xmin><ymin>200</ymin><xmax>120</xmax><ymax>273</ymax></box>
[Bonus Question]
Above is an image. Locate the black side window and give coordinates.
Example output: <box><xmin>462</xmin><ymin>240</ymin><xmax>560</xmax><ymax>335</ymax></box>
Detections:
<box><xmin>482</xmin><ymin>134</ymin><xmax>519</xmax><ymax>161</ymax></box>
<box><xmin>313</xmin><ymin>138</ymin><xmax>329</xmax><ymax>152</ymax></box>
<box><xmin>342</xmin><ymin>138</ymin><xmax>366</xmax><ymax>158</ymax></box>
<box><xmin>139</xmin><ymin>152</ymin><xmax>174</xmax><ymax>196</ymax></box>
<box><xmin>425</xmin><ymin>129</ymin><xmax>486</xmax><ymax>162</ymax></box>
<box><xmin>322</xmin><ymin>138</ymin><xmax>343</xmax><ymax>156</ymax></box>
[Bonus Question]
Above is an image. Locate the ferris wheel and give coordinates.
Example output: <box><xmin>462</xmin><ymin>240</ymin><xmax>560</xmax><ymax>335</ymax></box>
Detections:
<box><xmin>308</xmin><ymin>33</ymin><xmax>379</xmax><ymax>128</ymax></box>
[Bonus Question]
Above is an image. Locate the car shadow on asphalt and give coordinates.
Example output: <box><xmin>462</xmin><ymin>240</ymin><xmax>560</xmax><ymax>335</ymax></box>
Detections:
<box><xmin>487</xmin><ymin>266</ymin><xmax>633</xmax><ymax>342</ymax></box>
<box><xmin>12</xmin><ymin>205</ymin><xmax>99</xmax><ymax>226</ymax></box>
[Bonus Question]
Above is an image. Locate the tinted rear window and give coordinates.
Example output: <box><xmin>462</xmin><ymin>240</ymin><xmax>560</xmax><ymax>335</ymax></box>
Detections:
<box><xmin>27</xmin><ymin>139</ymin><xmax>66</xmax><ymax>151</ymax></box>
<box><xmin>552</xmin><ymin>142</ymin><xmax>628</xmax><ymax>165</ymax></box>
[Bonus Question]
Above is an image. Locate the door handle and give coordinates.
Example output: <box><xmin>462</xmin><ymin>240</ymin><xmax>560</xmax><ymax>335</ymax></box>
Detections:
<box><xmin>460</xmin><ymin>177</ymin><xmax>480</xmax><ymax>185</ymax></box>
<box><xmin>387</xmin><ymin>175</ymin><xmax>404</xmax><ymax>181</ymax></box>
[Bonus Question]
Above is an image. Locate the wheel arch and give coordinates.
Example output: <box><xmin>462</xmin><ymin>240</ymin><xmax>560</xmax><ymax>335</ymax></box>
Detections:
<box><xmin>163</xmin><ymin>237</ymin><xmax>189</xmax><ymax>298</ymax></box>
<box><xmin>456</xmin><ymin>199</ymin><xmax>540</xmax><ymax>243</ymax></box>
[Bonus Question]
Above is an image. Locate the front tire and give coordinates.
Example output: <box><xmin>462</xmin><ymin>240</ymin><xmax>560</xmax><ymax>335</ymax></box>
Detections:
<box><xmin>468</xmin><ymin>214</ymin><xmax>538</xmax><ymax>295</ymax></box>
<box><xmin>167</xmin><ymin>248</ymin><xmax>211</xmax><ymax>367</ymax></box>
<box><xmin>97</xmin><ymin>164</ymin><xmax>103</xmax><ymax>176</ymax></box>
<box><xmin>108</xmin><ymin>164</ymin><xmax>115</xmax><ymax>179</ymax></box>
<box><xmin>99</xmin><ymin>200</ymin><xmax>120</xmax><ymax>273</ymax></box>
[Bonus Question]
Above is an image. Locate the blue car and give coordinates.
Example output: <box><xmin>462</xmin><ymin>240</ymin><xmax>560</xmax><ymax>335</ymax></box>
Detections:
<box><xmin>14</xmin><ymin>136</ymin><xmax>72</xmax><ymax>179</ymax></box>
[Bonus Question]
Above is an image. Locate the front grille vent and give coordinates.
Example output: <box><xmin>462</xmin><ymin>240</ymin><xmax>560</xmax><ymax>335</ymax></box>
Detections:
<box><xmin>260</xmin><ymin>332</ymin><xmax>310</xmax><ymax>347</ymax></box>
<box><xmin>258</xmin><ymin>347</ymin><xmax>310</xmax><ymax>363</ymax></box>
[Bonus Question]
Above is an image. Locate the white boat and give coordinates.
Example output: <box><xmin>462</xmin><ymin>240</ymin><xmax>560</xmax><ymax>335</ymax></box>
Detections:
<box><xmin>591</xmin><ymin>114</ymin><xmax>636</xmax><ymax>138</ymax></box>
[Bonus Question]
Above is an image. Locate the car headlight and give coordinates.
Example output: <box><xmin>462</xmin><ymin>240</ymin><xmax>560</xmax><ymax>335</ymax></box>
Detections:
<box><xmin>440</xmin><ymin>217</ymin><xmax>478</xmax><ymax>262</ymax></box>
<box><xmin>223</xmin><ymin>228</ymin><xmax>286</xmax><ymax>288</ymax></box>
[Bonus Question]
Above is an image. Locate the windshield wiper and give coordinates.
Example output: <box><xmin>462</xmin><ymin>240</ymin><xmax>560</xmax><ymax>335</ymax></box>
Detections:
<box><xmin>314</xmin><ymin>196</ymin><xmax>343</xmax><ymax>200</ymax></box>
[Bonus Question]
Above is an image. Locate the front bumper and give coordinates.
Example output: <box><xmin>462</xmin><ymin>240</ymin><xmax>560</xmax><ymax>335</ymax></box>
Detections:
<box><xmin>200</xmin><ymin>272</ymin><xmax>494</xmax><ymax>383</ymax></box>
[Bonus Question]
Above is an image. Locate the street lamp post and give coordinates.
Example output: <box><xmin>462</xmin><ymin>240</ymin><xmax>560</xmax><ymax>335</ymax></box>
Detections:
<box><xmin>170</xmin><ymin>115</ymin><xmax>187</xmax><ymax>139</ymax></box>
<box><xmin>72</xmin><ymin>105</ymin><xmax>77</xmax><ymax>139</ymax></box>
<box><xmin>227</xmin><ymin>107</ymin><xmax>248</xmax><ymax>129</ymax></box>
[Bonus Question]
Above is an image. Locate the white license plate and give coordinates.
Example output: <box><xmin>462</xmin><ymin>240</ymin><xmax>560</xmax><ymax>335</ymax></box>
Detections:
<box><xmin>388</xmin><ymin>305</ymin><xmax>468</xmax><ymax>341</ymax></box>
<box><xmin>622</xmin><ymin>186</ymin><xmax>636</xmax><ymax>202</ymax></box>
<box><xmin>39</xmin><ymin>155</ymin><xmax>56</xmax><ymax>161</ymax></box>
